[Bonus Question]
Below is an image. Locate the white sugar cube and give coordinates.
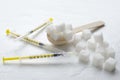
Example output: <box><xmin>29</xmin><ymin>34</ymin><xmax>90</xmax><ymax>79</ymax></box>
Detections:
<box><xmin>82</xmin><ymin>30</ymin><xmax>92</xmax><ymax>40</ymax></box>
<box><xmin>87</xmin><ymin>38</ymin><xmax>97</xmax><ymax>51</ymax></box>
<box><xmin>50</xmin><ymin>32</ymin><xmax>63</xmax><ymax>41</ymax></box>
<box><xmin>75</xmin><ymin>41</ymin><xmax>86</xmax><ymax>52</ymax></box>
<box><xmin>105</xmin><ymin>47</ymin><xmax>115</xmax><ymax>59</ymax></box>
<box><xmin>46</xmin><ymin>25</ymin><xmax>56</xmax><ymax>34</ymax></box>
<box><xmin>47</xmin><ymin>25</ymin><xmax>61</xmax><ymax>40</ymax></box>
<box><xmin>104</xmin><ymin>58</ymin><xmax>116</xmax><ymax>72</ymax></box>
<box><xmin>94</xmin><ymin>33</ymin><xmax>103</xmax><ymax>44</ymax></box>
<box><xmin>92</xmin><ymin>53</ymin><xmax>104</xmax><ymax>68</ymax></box>
<box><xmin>56</xmin><ymin>23</ymin><xmax>65</xmax><ymax>32</ymax></box>
<box><xmin>63</xmin><ymin>30</ymin><xmax>73</xmax><ymax>41</ymax></box>
<box><xmin>50</xmin><ymin>32</ymin><xmax>59</xmax><ymax>41</ymax></box>
<box><xmin>79</xmin><ymin>50</ymin><xmax>90</xmax><ymax>63</ymax></box>
<box><xmin>72</xmin><ymin>33</ymin><xmax>82</xmax><ymax>46</ymax></box>
<box><xmin>96</xmin><ymin>44</ymin><xmax>106</xmax><ymax>57</ymax></box>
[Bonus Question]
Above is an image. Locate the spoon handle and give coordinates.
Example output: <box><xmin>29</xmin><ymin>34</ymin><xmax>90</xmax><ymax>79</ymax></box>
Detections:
<box><xmin>73</xmin><ymin>21</ymin><xmax>105</xmax><ymax>33</ymax></box>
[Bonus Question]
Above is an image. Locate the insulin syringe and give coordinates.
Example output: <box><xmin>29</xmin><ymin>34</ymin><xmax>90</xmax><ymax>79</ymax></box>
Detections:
<box><xmin>3</xmin><ymin>53</ymin><xmax>63</xmax><ymax>63</ymax></box>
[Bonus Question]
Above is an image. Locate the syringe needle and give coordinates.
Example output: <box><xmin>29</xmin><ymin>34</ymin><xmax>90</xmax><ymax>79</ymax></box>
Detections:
<box><xmin>16</xmin><ymin>18</ymin><xmax>53</xmax><ymax>40</ymax></box>
<box><xmin>3</xmin><ymin>53</ymin><xmax>63</xmax><ymax>63</ymax></box>
<box><xmin>6</xmin><ymin>29</ymin><xmax>63</xmax><ymax>52</ymax></box>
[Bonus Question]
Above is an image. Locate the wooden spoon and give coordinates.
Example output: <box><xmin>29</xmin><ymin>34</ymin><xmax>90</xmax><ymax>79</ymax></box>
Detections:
<box><xmin>47</xmin><ymin>21</ymin><xmax>104</xmax><ymax>46</ymax></box>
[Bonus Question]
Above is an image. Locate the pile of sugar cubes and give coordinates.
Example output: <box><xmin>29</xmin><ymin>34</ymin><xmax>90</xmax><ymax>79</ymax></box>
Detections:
<box><xmin>46</xmin><ymin>22</ymin><xmax>116</xmax><ymax>72</ymax></box>
<box><xmin>46</xmin><ymin>23</ymin><xmax>73</xmax><ymax>41</ymax></box>
<box><xmin>73</xmin><ymin>30</ymin><xmax>116</xmax><ymax>72</ymax></box>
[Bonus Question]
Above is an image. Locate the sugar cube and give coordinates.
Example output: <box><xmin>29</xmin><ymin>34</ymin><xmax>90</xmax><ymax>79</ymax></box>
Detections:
<box><xmin>75</xmin><ymin>41</ymin><xmax>86</xmax><ymax>52</ymax></box>
<box><xmin>104</xmin><ymin>58</ymin><xmax>116</xmax><ymax>72</ymax></box>
<box><xmin>79</xmin><ymin>50</ymin><xmax>90</xmax><ymax>63</ymax></box>
<box><xmin>92</xmin><ymin>53</ymin><xmax>104</xmax><ymax>68</ymax></box>
<box><xmin>82</xmin><ymin>30</ymin><xmax>92</xmax><ymax>40</ymax></box>
<box><xmin>94</xmin><ymin>33</ymin><xmax>103</xmax><ymax>43</ymax></box>
<box><xmin>105</xmin><ymin>47</ymin><xmax>115</xmax><ymax>59</ymax></box>
<box><xmin>63</xmin><ymin>30</ymin><xmax>73</xmax><ymax>41</ymax></box>
<box><xmin>87</xmin><ymin>38</ymin><xmax>97</xmax><ymax>51</ymax></box>
<box><xmin>56</xmin><ymin>23</ymin><xmax>65</xmax><ymax>32</ymax></box>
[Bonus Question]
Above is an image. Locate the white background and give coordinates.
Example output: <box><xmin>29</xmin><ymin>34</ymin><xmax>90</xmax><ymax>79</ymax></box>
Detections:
<box><xmin>0</xmin><ymin>0</ymin><xmax>120</xmax><ymax>80</ymax></box>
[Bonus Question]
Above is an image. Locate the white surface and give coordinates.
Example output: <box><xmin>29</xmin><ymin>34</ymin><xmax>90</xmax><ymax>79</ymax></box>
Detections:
<box><xmin>0</xmin><ymin>0</ymin><xmax>120</xmax><ymax>80</ymax></box>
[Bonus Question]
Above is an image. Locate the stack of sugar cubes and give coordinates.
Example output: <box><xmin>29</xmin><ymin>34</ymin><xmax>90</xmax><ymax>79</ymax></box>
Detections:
<box><xmin>73</xmin><ymin>30</ymin><xmax>116</xmax><ymax>72</ymax></box>
<box><xmin>47</xmin><ymin>23</ymin><xmax>73</xmax><ymax>41</ymax></box>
